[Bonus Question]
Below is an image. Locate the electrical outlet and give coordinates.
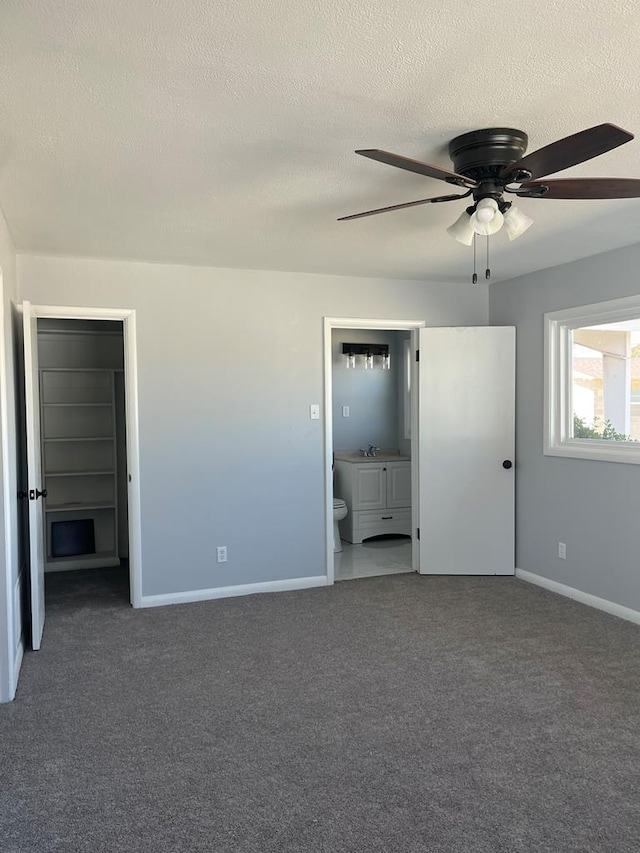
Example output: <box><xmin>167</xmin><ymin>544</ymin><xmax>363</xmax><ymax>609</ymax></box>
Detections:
<box><xmin>217</xmin><ymin>546</ymin><xmax>227</xmax><ymax>563</ymax></box>
<box><xmin>342</xmin><ymin>406</ymin><xmax>350</xmax><ymax>418</ymax></box>
<box><xmin>558</xmin><ymin>542</ymin><xmax>566</xmax><ymax>560</ymax></box>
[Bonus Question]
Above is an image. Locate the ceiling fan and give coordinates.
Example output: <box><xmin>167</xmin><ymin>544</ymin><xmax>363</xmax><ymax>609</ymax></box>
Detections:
<box><xmin>339</xmin><ymin>124</ymin><xmax>640</xmax><ymax>280</ymax></box>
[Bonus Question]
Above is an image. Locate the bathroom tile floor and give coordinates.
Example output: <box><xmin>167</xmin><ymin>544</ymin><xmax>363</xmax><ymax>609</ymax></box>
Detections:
<box><xmin>334</xmin><ymin>536</ymin><xmax>413</xmax><ymax>581</ymax></box>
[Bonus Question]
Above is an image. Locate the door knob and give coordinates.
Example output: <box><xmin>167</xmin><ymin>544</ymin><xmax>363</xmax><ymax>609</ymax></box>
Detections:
<box><xmin>502</xmin><ymin>460</ymin><xmax>513</xmax><ymax>470</ymax></box>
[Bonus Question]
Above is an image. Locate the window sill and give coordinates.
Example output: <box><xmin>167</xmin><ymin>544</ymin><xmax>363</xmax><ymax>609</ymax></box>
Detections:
<box><xmin>544</xmin><ymin>440</ymin><xmax>640</xmax><ymax>465</ymax></box>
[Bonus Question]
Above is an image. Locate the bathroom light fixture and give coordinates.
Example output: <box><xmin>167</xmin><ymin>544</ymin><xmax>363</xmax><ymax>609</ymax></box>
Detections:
<box><xmin>342</xmin><ymin>342</ymin><xmax>390</xmax><ymax>369</ymax></box>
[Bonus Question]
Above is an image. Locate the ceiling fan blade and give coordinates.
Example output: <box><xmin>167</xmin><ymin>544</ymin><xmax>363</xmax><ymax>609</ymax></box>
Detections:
<box><xmin>502</xmin><ymin>124</ymin><xmax>634</xmax><ymax>181</ymax></box>
<box><xmin>338</xmin><ymin>192</ymin><xmax>470</xmax><ymax>221</ymax></box>
<box><xmin>515</xmin><ymin>178</ymin><xmax>640</xmax><ymax>199</ymax></box>
<box><xmin>356</xmin><ymin>149</ymin><xmax>477</xmax><ymax>188</ymax></box>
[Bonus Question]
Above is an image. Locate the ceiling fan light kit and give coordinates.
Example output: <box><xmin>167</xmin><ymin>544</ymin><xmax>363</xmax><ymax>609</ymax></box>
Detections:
<box><xmin>469</xmin><ymin>198</ymin><xmax>504</xmax><ymax>236</ymax></box>
<box><xmin>446</xmin><ymin>209</ymin><xmax>475</xmax><ymax>246</ymax></box>
<box><xmin>502</xmin><ymin>205</ymin><xmax>534</xmax><ymax>241</ymax></box>
<box><xmin>340</xmin><ymin>123</ymin><xmax>640</xmax><ymax>281</ymax></box>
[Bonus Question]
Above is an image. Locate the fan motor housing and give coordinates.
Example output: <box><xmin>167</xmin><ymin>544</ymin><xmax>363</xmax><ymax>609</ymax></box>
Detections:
<box><xmin>449</xmin><ymin>128</ymin><xmax>528</xmax><ymax>182</ymax></box>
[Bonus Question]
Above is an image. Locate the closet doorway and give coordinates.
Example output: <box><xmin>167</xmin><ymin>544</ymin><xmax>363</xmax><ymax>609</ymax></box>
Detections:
<box><xmin>22</xmin><ymin>303</ymin><xmax>142</xmax><ymax>650</ymax></box>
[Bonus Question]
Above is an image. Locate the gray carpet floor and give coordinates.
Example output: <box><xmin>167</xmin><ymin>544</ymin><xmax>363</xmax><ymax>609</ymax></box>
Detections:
<box><xmin>2</xmin><ymin>570</ymin><xmax>640</xmax><ymax>852</ymax></box>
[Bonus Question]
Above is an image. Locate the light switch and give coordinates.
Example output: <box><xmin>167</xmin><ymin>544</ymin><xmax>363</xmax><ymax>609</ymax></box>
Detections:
<box><xmin>342</xmin><ymin>406</ymin><xmax>350</xmax><ymax>418</ymax></box>
<box><xmin>310</xmin><ymin>404</ymin><xmax>320</xmax><ymax>420</ymax></box>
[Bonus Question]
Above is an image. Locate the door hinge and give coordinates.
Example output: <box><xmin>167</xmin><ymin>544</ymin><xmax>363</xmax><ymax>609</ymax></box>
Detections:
<box><xmin>415</xmin><ymin>349</ymin><xmax>420</xmax><ymax>362</ymax></box>
<box><xmin>417</xmin><ymin>527</ymin><xmax>420</xmax><ymax>540</ymax></box>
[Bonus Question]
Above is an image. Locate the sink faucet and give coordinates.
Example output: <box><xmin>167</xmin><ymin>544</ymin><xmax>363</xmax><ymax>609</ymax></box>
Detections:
<box><xmin>360</xmin><ymin>444</ymin><xmax>380</xmax><ymax>457</ymax></box>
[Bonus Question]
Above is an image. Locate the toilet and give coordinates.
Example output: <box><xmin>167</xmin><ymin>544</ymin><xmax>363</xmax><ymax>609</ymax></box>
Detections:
<box><xmin>333</xmin><ymin>498</ymin><xmax>348</xmax><ymax>553</ymax></box>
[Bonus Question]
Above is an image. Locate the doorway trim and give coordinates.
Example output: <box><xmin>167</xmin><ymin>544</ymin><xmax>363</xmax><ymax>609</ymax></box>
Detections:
<box><xmin>26</xmin><ymin>304</ymin><xmax>143</xmax><ymax>608</ymax></box>
<box><xmin>323</xmin><ymin>317</ymin><xmax>425</xmax><ymax>584</ymax></box>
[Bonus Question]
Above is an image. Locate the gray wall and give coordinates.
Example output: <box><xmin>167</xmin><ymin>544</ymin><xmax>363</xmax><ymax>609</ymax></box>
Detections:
<box><xmin>0</xmin><ymin>209</ymin><xmax>19</xmax><ymax>702</ymax></box>
<box><xmin>331</xmin><ymin>329</ymin><xmax>403</xmax><ymax>452</ymax></box>
<box><xmin>18</xmin><ymin>254</ymin><xmax>488</xmax><ymax>599</ymax></box>
<box><xmin>490</xmin><ymin>243</ymin><xmax>640</xmax><ymax>612</ymax></box>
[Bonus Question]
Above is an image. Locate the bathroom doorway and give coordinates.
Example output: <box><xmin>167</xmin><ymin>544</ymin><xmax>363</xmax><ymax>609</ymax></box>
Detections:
<box><xmin>323</xmin><ymin>318</ymin><xmax>424</xmax><ymax>584</ymax></box>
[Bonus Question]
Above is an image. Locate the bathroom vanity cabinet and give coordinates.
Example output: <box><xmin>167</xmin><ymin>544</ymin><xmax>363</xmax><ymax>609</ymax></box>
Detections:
<box><xmin>333</xmin><ymin>452</ymin><xmax>411</xmax><ymax>544</ymax></box>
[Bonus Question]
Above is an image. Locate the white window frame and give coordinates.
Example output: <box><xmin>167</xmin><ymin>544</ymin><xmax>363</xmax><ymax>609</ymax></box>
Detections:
<box><xmin>545</xmin><ymin>294</ymin><xmax>640</xmax><ymax>464</ymax></box>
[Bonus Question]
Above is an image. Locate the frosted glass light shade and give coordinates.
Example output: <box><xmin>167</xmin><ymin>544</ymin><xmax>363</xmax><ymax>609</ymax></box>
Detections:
<box><xmin>503</xmin><ymin>205</ymin><xmax>533</xmax><ymax>241</ymax></box>
<box><xmin>470</xmin><ymin>198</ymin><xmax>504</xmax><ymax>235</ymax></box>
<box><xmin>475</xmin><ymin>198</ymin><xmax>497</xmax><ymax>223</ymax></box>
<box><xmin>446</xmin><ymin>210</ymin><xmax>475</xmax><ymax>245</ymax></box>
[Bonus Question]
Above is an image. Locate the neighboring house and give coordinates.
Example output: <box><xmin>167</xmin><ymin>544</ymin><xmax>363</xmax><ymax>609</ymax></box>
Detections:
<box><xmin>573</xmin><ymin>357</ymin><xmax>640</xmax><ymax>439</ymax></box>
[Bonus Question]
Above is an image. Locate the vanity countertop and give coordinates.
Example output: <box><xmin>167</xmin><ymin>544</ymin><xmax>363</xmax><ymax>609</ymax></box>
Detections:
<box><xmin>334</xmin><ymin>450</ymin><xmax>411</xmax><ymax>463</ymax></box>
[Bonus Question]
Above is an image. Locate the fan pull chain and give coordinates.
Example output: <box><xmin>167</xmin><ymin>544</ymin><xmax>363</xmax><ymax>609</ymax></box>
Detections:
<box><xmin>472</xmin><ymin>233</ymin><xmax>478</xmax><ymax>285</ymax></box>
<box><xmin>486</xmin><ymin>235</ymin><xmax>491</xmax><ymax>280</ymax></box>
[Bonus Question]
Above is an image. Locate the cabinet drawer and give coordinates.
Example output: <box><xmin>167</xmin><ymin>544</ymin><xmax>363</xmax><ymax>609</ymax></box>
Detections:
<box><xmin>353</xmin><ymin>508</ymin><xmax>411</xmax><ymax>533</ymax></box>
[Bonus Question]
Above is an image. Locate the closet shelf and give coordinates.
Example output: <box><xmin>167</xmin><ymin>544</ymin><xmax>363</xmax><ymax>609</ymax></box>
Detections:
<box><xmin>40</xmin><ymin>367</ymin><xmax>121</xmax><ymax>373</ymax></box>
<box><xmin>46</xmin><ymin>470</ymin><xmax>114</xmax><ymax>478</ymax></box>
<box><xmin>46</xmin><ymin>502</ymin><xmax>116</xmax><ymax>513</ymax></box>
<box><xmin>42</xmin><ymin>402</ymin><xmax>112</xmax><ymax>408</ymax></box>
<box><xmin>43</xmin><ymin>436</ymin><xmax>115</xmax><ymax>443</ymax></box>
<box><xmin>40</xmin><ymin>350</ymin><xmax>123</xmax><ymax>572</ymax></box>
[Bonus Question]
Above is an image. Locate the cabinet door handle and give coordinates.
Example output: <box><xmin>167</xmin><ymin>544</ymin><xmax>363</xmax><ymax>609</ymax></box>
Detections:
<box><xmin>382</xmin><ymin>515</ymin><xmax>393</xmax><ymax>520</ymax></box>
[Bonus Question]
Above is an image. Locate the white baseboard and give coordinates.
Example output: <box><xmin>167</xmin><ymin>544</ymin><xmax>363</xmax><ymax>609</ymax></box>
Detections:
<box><xmin>516</xmin><ymin>568</ymin><xmax>640</xmax><ymax>626</ymax></box>
<box><xmin>140</xmin><ymin>575</ymin><xmax>329</xmax><ymax>609</ymax></box>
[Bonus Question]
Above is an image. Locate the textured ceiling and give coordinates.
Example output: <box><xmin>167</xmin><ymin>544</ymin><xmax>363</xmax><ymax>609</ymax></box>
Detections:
<box><xmin>2</xmin><ymin>0</ymin><xmax>640</xmax><ymax>282</ymax></box>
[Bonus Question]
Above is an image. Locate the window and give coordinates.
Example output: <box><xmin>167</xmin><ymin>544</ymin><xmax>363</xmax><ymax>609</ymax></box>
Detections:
<box><xmin>545</xmin><ymin>295</ymin><xmax>640</xmax><ymax>463</ymax></box>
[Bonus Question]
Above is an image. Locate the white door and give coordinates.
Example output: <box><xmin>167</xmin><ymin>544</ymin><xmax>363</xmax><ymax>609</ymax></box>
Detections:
<box><xmin>418</xmin><ymin>326</ymin><xmax>515</xmax><ymax>575</ymax></box>
<box><xmin>23</xmin><ymin>301</ymin><xmax>46</xmax><ymax>649</ymax></box>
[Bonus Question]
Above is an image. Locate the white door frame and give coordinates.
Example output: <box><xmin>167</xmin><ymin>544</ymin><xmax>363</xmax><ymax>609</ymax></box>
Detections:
<box><xmin>24</xmin><ymin>304</ymin><xmax>143</xmax><ymax>608</ymax></box>
<box><xmin>323</xmin><ymin>317</ymin><xmax>425</xmax><ymax>584</ymax></box>
<box><xmin>0</xmin><ymin>271</ymin><xmax>17</xmax><ymax>700</ymax></box>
